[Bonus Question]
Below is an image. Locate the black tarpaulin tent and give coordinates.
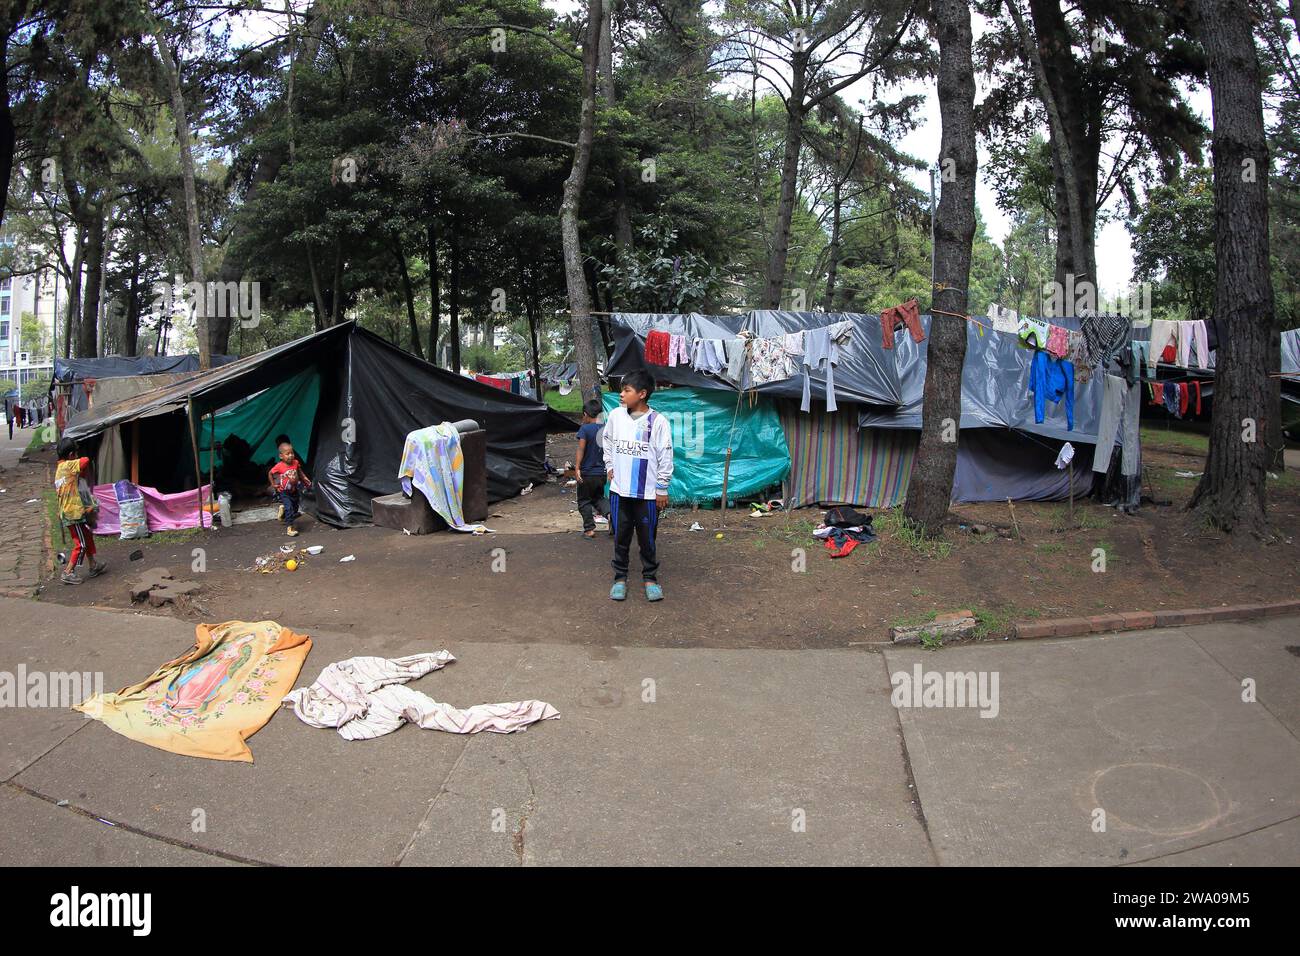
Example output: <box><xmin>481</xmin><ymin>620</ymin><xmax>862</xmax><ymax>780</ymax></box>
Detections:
<box><xmin>63</xmin><ymin>322</ymin><xmax>575</xmax><ymax>527</ymax></box>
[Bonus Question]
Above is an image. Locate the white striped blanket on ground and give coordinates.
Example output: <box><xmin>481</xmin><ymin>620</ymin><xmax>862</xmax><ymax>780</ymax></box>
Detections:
<box><xmin>281</xmin><ymin>652</ymin><xmax>559</xmax><ymax>740</ymax></box>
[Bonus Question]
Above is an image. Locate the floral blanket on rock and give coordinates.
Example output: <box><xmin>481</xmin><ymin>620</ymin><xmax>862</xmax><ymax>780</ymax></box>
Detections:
<box><xmin>75</xmin><ymin>621</ymin><xmax>312</xmax><ymax>762</ymax></box>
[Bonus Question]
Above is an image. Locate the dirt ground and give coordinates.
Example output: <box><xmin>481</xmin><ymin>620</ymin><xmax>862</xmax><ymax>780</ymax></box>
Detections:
<box><xmin>34</xmin><ymin>430</ymin><xmax>1300</xmax><ymax>648</ymax></box>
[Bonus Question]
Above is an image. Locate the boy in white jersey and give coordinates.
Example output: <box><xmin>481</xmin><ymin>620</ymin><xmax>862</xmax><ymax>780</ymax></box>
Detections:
<box><xmin>602</xmin><ymin>370</ymin><xmax>674</xmax><ymax>601</ymax></box>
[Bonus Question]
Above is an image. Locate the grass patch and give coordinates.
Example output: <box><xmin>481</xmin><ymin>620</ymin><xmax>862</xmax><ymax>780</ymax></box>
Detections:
<box><xmin>1140</xmin><ymin>425</ymin><xmax>1208</xmax><ymax>455</ymax></box>
<box><xmin>544</xmin><ymin>389</ymin><xmax>583</xmax><ymax>415</ymax></box>
<box><xmin>1046</xmin><ymin>503</ymin><xmax>1111</xmax><ymax>531</ymax></box>
<box><xmin>874</xmin><ymin>509</ymin><xmax>953</xmax><ymax>559</ymax></box>
<box><xmin>890</xmin><ymin>609</ymin><xmax>938</xmax><ymax>629</ymax></box>
<box><xmin>1035</xmin><ymin>541</ymin><xmax>1064</xmax><ymax>555</ymax></box>
<box><xmin>971</xmin><ymin>604</ymin><xmax>1040</xmax><ymax>640</ymax></box>
<box><xmin>755</xmin><ymin>515</ymin><xmax>821</xmax><ymax>544</ymax></box>
<box><xmin>25</xmin><ymin>429</ymin><xmax>51</xmax><ymax>454</ymax></box>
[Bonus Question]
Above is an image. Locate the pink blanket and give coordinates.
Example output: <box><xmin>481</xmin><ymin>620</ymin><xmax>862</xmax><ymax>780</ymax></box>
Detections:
<box><xmin>91</xmin><ymin>483</ymin><xmax>215</xmax><ymax>536</ymax></box>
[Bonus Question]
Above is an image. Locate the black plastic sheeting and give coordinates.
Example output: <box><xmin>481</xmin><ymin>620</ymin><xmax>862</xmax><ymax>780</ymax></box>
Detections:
<box><xmin>311</xmin><ymin>330</ymin><xmax>574</xmax><ymax>526</ymax></box>
<box><xmin>53</xmin><ymin>353</ymin><xmax>237</xmax><ymax>383</ymax></box>
<box><xmin>857</xmin><ymin>314</ymin><xmax>1108</xmax><ymax>443</ymax></box>
<box><xmin>608</xmin><ymin>311</ymin><xmax>903</xmax><ymax>407</ymax></box>
<box><xmin>63</xmin><ymin>323</ymin><xmax>574</xmax><ymax>527</ymax></box>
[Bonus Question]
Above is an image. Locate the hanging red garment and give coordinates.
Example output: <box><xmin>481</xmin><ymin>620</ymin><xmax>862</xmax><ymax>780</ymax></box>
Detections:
<box><xmin>1193</xmin><ymin>381</ymin><xmax>1202</xmax><ymax>416</ymax></box>
<box><xmin>1178</xmin><ymin>382</ymin><xmax>1189</xmax><ymax>417</ymax></box>
<box><xmin>880</xmin><ymin>298</ymin><xmax>924</xmax><ymax>349</ymax></box>
<box><xmin>475</xmin><ymin>374</ymin><xmax>510</xmax><ymax>391</ymax></box>
<box><xmin>644</xmin><ymin>330</ymin><xmax>671</xmax><ymax>365</ymax></box>
<box><xmin>1161</xmin><ymin>343</ymin><xmax>1176</xmax><ymax>364</ymax></box>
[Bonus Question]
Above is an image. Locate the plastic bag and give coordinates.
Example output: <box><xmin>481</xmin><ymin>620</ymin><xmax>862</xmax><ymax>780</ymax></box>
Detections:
<box><xmin>113</xmin><ymin>480</ymin><xmax>151</xmax><ymax>540</ymax></box>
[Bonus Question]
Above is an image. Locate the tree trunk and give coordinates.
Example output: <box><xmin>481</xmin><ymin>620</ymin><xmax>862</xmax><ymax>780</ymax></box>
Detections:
<box><xmin>77</xmin><ymin>214</ymin><xmax>103</xmax><ymax>358</ymax></box>
<box><xmin>1186</xmin><ymin>0</ymin><xmax>1274</xmax><ymax>534</ymax></box>
<box><xmin>152</xmin><ymin>23</ymin><xmax>210</xmax><ymax>368</ymax></box>
<box><xmin>426</xmin><ymin>220</ymin><xmax>441</xmax><ymax>363</ymax></box>
<box><xmin>824</xmin><ymin>177</ymin><xmax>842</xmax><ymax>310</ymax></box>
<box><xmin>560</xmin><ymin>0</ymin><xmax>603</xmax><ymax>398</ymax></box>
<box><xmin>763</xmin><ymin>51</ymin><xmax>808</xmax><ymax>310</ymax></box>
<box><xmin>394</xmin><ymin>240</ymin><xmax>423</xmax><ymax>359</ymax></box>
<box><xmin>0</xmin><ymin>29</ymin><xmax>14</xmax><ymax>234</ymax></box>
<box><xmin>330</xmin><ymin>240</ymin><xmax>342</xmax><ymax>325</ymax></box>
<box><xmin>599</xmin><ymin>2</ymin><xmax>633</xmax><ymax>255</ymax></box>
<box><xmin>903</xmin><ymin>0</ymin><xmax>977</xmax><ymax>536</ymax></box>
<box><xmin>449</xmin><ymin>214</ymin><xmax>461</xmax><ymax>372</ymax></box>
<box><xmin>124</xmin><ymin>254</ymin><xmax>141</xmax><ymax>357</ymax></box>
<box><xmin>305</xmin><ymin>244</ymin><xmax>326</xmax><ymax>331</ymax></box>
<box><xmin>526</xmin><ymin>270</ymin><xmax>543</xmax><ymax>401</ymax></box>
<box><xmin>1008</xmin><ymin>0</ymin><xmax>1093</xmax><ymax>307</ymax></box>
<box><xmin>63</xmin><ymin>233</ymin><xmax>83</xmax><ymax>360</ymax></box>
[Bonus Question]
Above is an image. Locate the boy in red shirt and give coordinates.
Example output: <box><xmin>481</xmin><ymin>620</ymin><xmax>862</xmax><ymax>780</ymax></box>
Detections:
<box><xmin>268</xmin><ymin>441</ymin><xmax>312</xmax><ymax>537</ymax></box>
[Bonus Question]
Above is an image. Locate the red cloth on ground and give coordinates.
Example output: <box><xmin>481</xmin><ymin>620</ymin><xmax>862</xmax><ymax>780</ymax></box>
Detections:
<box><xmin>880</xmin><ymin>298</ymin><xmax>924</xmax><ymax>349</ymax></box>
<box><xmin>644</xmin><ymin>330</ymin><xmax>671</xmax><ymax>365</ymax></box>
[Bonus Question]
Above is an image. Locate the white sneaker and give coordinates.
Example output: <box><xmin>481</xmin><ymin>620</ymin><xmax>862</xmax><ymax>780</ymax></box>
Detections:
<box><xmin>593</xmin><ymin>515</ymin><xmax>608</xmax><ymax>524</ymax></box>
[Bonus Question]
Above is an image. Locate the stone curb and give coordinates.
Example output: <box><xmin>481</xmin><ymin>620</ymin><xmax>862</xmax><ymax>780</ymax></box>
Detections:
<box><xmin>1013</xmin><ymin>599</ymin><xmax>1300</xmax><ymax>640</ymax></box>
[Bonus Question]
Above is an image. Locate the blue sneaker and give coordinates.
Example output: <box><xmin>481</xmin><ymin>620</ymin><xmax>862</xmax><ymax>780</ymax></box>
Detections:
<box><xmin>610</xmin><ymin>580</ymin><xmax>627</xmax><ymax>601</ymax></box>
<box><xmin>644</xmin><ymin>582</ymin><xmax>664</xmax><ymax>602</ymax></box>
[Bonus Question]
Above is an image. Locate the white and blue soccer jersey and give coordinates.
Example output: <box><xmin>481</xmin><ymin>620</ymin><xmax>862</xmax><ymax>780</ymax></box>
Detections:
<box><xmin>601</xmin><ymin>405</ymin><xmax>674</xmax><ymax>500</ymax></box>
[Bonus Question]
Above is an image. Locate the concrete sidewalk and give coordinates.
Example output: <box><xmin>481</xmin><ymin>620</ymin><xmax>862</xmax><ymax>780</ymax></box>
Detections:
<box><xmin>0</xmin><ymin>597</ymin><xmax>1296</xmax><ymax>865</ymax></box>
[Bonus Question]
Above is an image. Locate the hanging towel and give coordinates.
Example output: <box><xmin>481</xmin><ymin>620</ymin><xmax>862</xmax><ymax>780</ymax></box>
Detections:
<box><xmin>1149</xmin><ymin>319</ymin><xmax>1177</xmax><ymax>371</ymax></box>
<box><xmin>645</xmin><ymin>329</ymin><xmax>671</xmax><ymax>365</ymax></box>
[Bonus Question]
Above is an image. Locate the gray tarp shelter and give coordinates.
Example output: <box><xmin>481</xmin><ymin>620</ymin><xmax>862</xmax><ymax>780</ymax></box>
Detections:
<box><xmin>607</xmin><ymin>311</ymin><xmax>904</xmax><ymax>407</ymax></box>
<box><xmin>857</xmin><ymin>314</ymin><xmax>1107</xmax><ymax>443</ymax></box>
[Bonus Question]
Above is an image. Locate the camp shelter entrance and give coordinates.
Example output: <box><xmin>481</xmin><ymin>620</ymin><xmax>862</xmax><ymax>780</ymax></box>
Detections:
<box><xmin>63</xmin><ymin>322</ymin><xmax>574</xmax><ymax>527</ymax></box>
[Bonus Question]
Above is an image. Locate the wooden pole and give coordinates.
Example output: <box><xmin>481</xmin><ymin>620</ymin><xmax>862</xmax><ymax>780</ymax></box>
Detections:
<box><xmin>187</xmin><ymin>397</ymin><xmax>204</xmax><ymax>529</ymax></box>
<box><xmin>208</xmin><ymin>411</ymin><xmax>217</xmax><ymax>523</ymax></box>
<box><xmin>130</xmin><ymin>420</ymin><xmax>140</xmax><ymax>485</ymax></box>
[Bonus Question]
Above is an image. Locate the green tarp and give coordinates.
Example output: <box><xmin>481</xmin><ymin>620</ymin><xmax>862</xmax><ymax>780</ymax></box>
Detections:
<box><xmin>198</xmin><ymin>366</ymin><xmax>321</xmax><ymax>472</ymax></box>
<box><xmin>602</xmin><ymin>386</ymin><xmax>790</xmax><ymax>504</ymax></box>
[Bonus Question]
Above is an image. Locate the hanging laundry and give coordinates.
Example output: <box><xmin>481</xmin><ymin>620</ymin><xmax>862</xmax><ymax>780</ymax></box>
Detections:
<box><xmin>644</xmin><ymin>329</ymin><xmax>671</xmax><ymax>365</ymax></box>
<box><xmin>474</xmin><ymin>374</ymin><xmax>511</xmax><ymax>391</ymax></box>
<box><xmin>691</xmin><ymin>338</ymin><xmax>726</xmax><ymax>375</ymax></box>
<box><xmin>283</xmin><ymin>652</ymin><xmax>559</xmax><ymax>740</ymax></box>
<box><xmin>1178</xmin><ymin>319</ymin><xmax>1209</xmax><ymax>369</ymax></box>
<box><xmin>1178</xmin><ymin>381</ymin><xmax>1190</xmax><ymax>417</ymax></box>
<box><xmin>1017</xmin><ymin>316</ymin><xmax>1050</xmax><ymax>350</ymax></box>
<box><xmin>1045</xmin><ymin>324</ymin><xmax>1070</xmax><ymax>359</ymax></box>
<box><xmin>1067</xmin><ymin>330</ymin><xmax>1094</xmax><ymax>382</ymax></box>
<box><xmin>880</xmin><ymin>298</ymin><xmax>924</xmax><ymax>349</ymax></box>
<box><xmin>1080</xmin><ymin>313</ymin><xmax>1130</xmax><ymax>369</ymax></box>
<box><xmin>1149</xmin><ymin>319</ymin><xmax>1177</xmax><ymax>371</ymax></box>
<box><xmin>987</xmin><ymin>303</ymin><xmax>1020</xmax><ymax>334</ymax></box>
<box><xmin>800</xmin><ymin>321</ymin><xmax>853</xmax><ymax>413</ymax></box>
<box><xmin>667</xmin><ymin>333</ymin><xmax>691</xmax><ymax>367</ymax></box>
<box><xmin>1162</xmin><ymin>381</ymin><xmax>1181</xmax><ymax>417</ymax></box>
<box><xmin>1131</xmin><ymin>340</ymin><xmax>1150</xmax><ymax>376</ymax></box>
<box><xmin>749</xmin><ymin>333</ymin><xmax>802</xmax><ymax>385</ymax></box>
<box><xmin>723</xmin><ymin>336</ymin><xmax>750</xmax><ymax>386</ymax></box>
<box><xmin>1029</xmin><ymin>351</ymin><xmax>1075</xmax><ymax>430</ymax></box>
<box><xmin>74</xmin><ymin>621</ymin><xmax>313</xmax><ymax>762</ymax></box>
<box><xmin>1091</xmin><ymin>374</ymin><xmax>1140</xmax><ymax>476</ymax></box>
